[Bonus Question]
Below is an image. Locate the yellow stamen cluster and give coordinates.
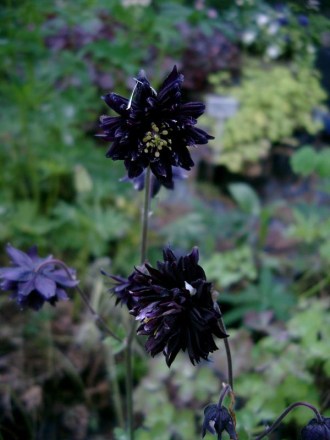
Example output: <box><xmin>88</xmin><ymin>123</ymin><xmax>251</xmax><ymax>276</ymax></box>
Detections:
<box><xmin>142</xmin><ymin>122</ymin><xmax>172</xmax><ymax>158</ymax></box>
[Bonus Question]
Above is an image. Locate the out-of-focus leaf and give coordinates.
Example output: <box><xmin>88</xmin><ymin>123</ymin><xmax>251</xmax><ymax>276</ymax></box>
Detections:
<box><xmin>203</xmin><ymin>245</ymin><xmax>257</xmax><ymax>288</ymax></box>
<box><xmin>228</xmin><ymin>182</ymin><xmax>261</xmax><ymax>216</ymax></box>
<box><xmin>291</xmin><ymin>146</ymin><xmax>318</xmax><ymax>176</ymax></box>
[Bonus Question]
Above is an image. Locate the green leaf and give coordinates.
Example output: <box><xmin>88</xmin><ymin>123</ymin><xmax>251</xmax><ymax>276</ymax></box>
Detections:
<box><xmin>114</xmin><ymin>428</ymin><xmax>128</xmax><ymax>440</ymax></box>
<box><xmin>291</xmin><ymin>146</ymin><xmax>318</xmax><ymax>176</ymax></box>
<box><xmin>228</xmin><ymin>183</ymin><xmax>261</xmax><ymax>216</ymax></box>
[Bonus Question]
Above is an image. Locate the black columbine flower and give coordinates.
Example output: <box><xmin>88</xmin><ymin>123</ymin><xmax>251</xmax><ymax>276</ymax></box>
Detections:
<box><xmin>301</xmin><ymin>417</ymin><xmax>330</xmax><ymax>440</ymax></box>
<box><xmin>0</xmin><ymin>244</ymin><xmax>78</xmax><ymax>310</ymax></box>
<box><xmin>202</xmin><ymin>404</ymin><xmax>237</xmax><ymax>440</ymax></box>
<box><xmin>98</xmin><ymin>66</ymin><xmax>213</xmax><ymax>186</ymax></box>
<box><xmin>105</xmin><ymin>246</ymin><xmax>227</xmax><ymax>366</ymax></box>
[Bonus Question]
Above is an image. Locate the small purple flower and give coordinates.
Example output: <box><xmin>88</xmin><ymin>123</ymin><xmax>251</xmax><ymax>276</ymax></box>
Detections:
<box><xmin>202</xmin><ymin>404</ymin><xmax>237</xmax><ymax>440</ymax></box>
<box><xmin>301</xmin><ymin>417</ymin><xmax>330</xmax><ymax>440</ymax></box>
<box><xmin>105</xmin><ymin>246</ymin><xmax>227</xmax><ymax>366</ymax></box>
<box><xmin>98</xmin><ymin>66</ymin><xmax>213</xmax><ymax>187</ymax></box>
<box><xmin>0</xmin><ymin>244</ymin><xmax>78</xmax><ymax>310</ymax></box>
<box><xmin>297</xmin><ymin>14</ymin><xmax>309</xmax><ymax>27</ymax></box>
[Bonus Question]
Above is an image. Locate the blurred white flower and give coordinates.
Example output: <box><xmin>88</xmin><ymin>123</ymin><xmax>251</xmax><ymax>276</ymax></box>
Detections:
<box><xmin>266</xmin><ymin>45</ymin><xmax>281</xmax><ymax>59</ymax></box>
<box><xmin>242</xmin><ymin>30</ymin><xmax>257</xmax><ymax>45</ymax></box>
<box><xmin>307</xmin><ymin>0</ymin><xmax>320</xmax><ymax>10</ymax></box>
<box><xmin>256</xmin><ymin>14</ymin><xmax>269</xmax><ymax>27</ymax></box>
<box><xmin>63</xmin><ymin>132</ymin><xmax>74</xmax><ymax>146</ymax></box>
<box><xmin>267</xmin><ymin>22</ymin><xmax>279</xmax><ymax>35</ymax></box>
<box><xmin>64</xmin><ymin>105</ymin><xmax>75</xmax><ymax>118</ymax></box>
<box><xmin>307</xmin><ymin>44</ymin><xmax>316</xmax><ymax>54</ymax></box>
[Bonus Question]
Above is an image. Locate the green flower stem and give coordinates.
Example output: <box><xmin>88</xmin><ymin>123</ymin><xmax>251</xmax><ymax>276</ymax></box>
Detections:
<box><xmin>255</xmin><ymin>402</ymin><xmax>323</xmax><ymax>440</ymax></box>
<box><xmin>76</xmin><ymin>284</ymin><xmax>122</xmax><ymax>341</ymax></box>
<box><xmin>126</xmin><ymin>166</ymin><xmax>152</xmax><ymax>440</ymax></box>
<box><xmin>35</xmin><ymin>259</ymin><xmax>121</xmax><ymax>342</ymax></box>
<box><xmin>108</xmin><ymin>349</ymin><xmax>125</xmax><ymax>429</ymax></box>
<box><xmin>141</xmin><ymin>166</ymin><xmax>152</xmax><ymax>264</ymax></box>
<box><xmin>218</xmin><ymin>315</ymin><xmax>234</xmax><ymax>391</ymax></box>
<box><xmin>301</xmin><ymin>272</ymin><xmax>330</xmax><ymax>298</ymax></box>
<box><xmin>125</xmin><ymin>342</ymin><xmax>134</xmax><ymax>440</ymax></box>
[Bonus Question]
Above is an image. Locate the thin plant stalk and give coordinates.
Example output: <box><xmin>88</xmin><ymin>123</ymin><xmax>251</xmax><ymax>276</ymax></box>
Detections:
<box><xmin>76</xmin><ymin>284</ymin><xmax>121</xmax><ymax>341</ymax></box>
<box><xmin>255</xmin><ymin>402</ymin><xmax>323</xmax><ymax>440</ymax></box>
<box><xmin>35</xmin><ymin>259</ymin><xmax>121</xmax><ymax>342</ymax></box>
<box><xmin>218</xmin><ymin>384</ymin><xmax>231</xmax><ymax>408</ymax></box>
<box><xmin>126</xmin><ymin>166</ymin><xmax>152</xmax><ymax>440</ymax></box>
<box><xmin>92</xmin><ymin>278</ymin><xmax>125</xmax><ymax>429</ymax></box>
<box><xmin>108</xmin><ymin>348</ymin><xmax>125</xmax><ymax>429</ymax></box>
<box><xmin>218</xmin><ymin>315</ymin><xmax>234</xmax><ymax>391</ymax></box>
<box><xmin>141</xmin><ymin>166</ymin><xmax>152</xmax><ymax>264</ymax></box>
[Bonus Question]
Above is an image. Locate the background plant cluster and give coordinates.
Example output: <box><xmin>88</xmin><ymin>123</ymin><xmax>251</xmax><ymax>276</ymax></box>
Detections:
<box><xmin>0</xmin><ymin>0</ymin><xmax>330</xmax><ymax>439</ymax></box>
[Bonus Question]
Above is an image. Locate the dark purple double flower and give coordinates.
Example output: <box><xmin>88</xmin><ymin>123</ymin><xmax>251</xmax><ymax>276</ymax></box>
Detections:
<box><xmin>98</xmin><ymin>66</ymin><xmax>213</xmax><ymax>187</ymax></box>
<box><xmin>106</xmin><ymin>246</ymin><xmax>227</xmax><ymax>366</ymax></box>
<box><xmin>0</xmin><ymin>244</ymin><xmax>78</xmax><ymax>310</ymax></box>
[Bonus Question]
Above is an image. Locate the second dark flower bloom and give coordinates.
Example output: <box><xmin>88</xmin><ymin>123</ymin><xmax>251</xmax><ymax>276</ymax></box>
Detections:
<box><xmin>106</xmin><ymin>246</ymin><xmax>227</xmax><ymax>366</ymax></box>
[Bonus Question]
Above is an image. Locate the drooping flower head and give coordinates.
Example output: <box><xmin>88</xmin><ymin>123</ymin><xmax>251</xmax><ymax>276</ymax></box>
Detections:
<box><xmin>301</xmin><ymin>417</ymin><xmax>330</xmax><ymax>440</ymax></box>
<box><xmin>202</xmin><ymin>404</ymin><xmax>237</xmax><ymax>440</ymax></box>
<box><xmin>98</xmin><ymin>66</ymin><xmax>213</xmax><ymax>186</ymax></box>
<box><xmin>105</xmin><ymin>246</ymin><xmax>227</xmax><ymax>366</ymax></box>
<box><xmin>0</xmin><ymin>244</ymin><xmax>78</xmax><ymax>310</ymax></box>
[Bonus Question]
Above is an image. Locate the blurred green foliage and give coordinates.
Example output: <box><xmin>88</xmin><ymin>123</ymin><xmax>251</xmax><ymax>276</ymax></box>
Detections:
<box><xmin>207</xmin><ymin>64</ymin><xmax>326</xmax><ymax>172</ymax></box>
<box><xmin>236</xmin><ymin>299</ymin><xmax>330</xmax><ymax>437</ymax></box>
<box><xmin>219</xmin><ymin>267</ymin><xmax>295</xmax><ymax>324</ymax></box>
<box><xmin>288</xmin><ymin>146</ymin><xmax>330</xmax><ymax>268</ymax></box>
<box><xmin>291</xmin><ymin>145</ymin><xmax>330</xmax><ymax>178</ymax></box>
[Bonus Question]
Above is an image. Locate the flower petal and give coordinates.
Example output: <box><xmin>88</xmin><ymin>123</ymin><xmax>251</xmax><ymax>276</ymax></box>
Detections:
<box><xmin>180</xmin><ymin>102</ymin><xmax>205</xmax><ymax>118</ymax></box>
<box><xmin>48</xmin><ymin>271</ymin><xmax>79</xmax><ymax>287</ymax></box>
<box><xmin>19</xmin><ymin>278</ymin><xmax>36</xmax><ymax>297</ymax></box>
<box><xmin>55</xmin><ymin>288</ymin><xmax>69</xmax><ymax>301</ymax></box>
<box><xmin>162</xmin><ymin>247</ymin><xmax>177</xmax><ymax>263</ymax></box>
<box><xmin>5</xmin><ymin>244</ymin><xmax>33</xmax><ymax>268</ymax></box>
<box><xmin>0</xmin><ymin>267</ymin><xmax>32</xmax><ymax>282</ymax></box>
<box><xmin>102</xmin><ymin>93</ymin><xmax>129</xmax><ymax>115</ymax></box>
<box><xmin>35</xmin><ymin>274</ymin><xmax>56</xmax><ymax>298</ymax></box>
<box><xmin>186</xmin><ymin>126</ymin><xmax>214</xmax><ymax>144</ymax></box>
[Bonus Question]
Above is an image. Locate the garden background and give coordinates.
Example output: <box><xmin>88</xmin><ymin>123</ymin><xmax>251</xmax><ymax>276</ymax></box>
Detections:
<box><xmin>0</xmin><ymin>0</ymin><xmax>330</xmax><ymax>439</ymax></box>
